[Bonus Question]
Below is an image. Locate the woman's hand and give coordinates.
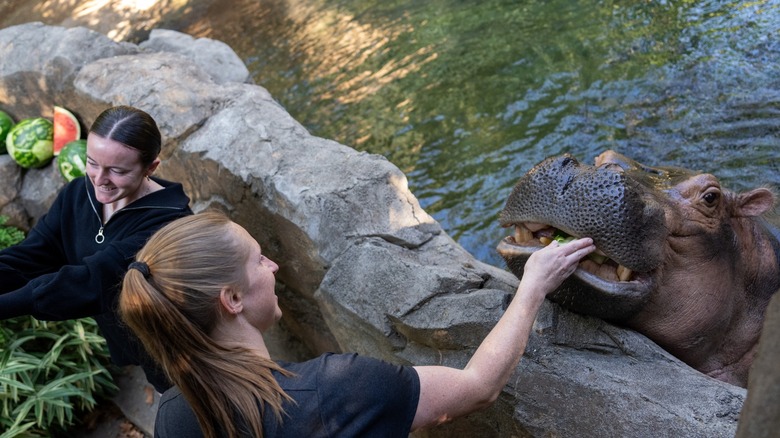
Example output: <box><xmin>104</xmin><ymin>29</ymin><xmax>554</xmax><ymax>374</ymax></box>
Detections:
<box><xmin>518</xmin><ymin>237</ymin><xmax>596</xmax><ymax>302</ymax></box>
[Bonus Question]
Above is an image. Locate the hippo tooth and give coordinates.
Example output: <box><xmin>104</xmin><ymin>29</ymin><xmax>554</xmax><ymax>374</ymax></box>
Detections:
<box><xmin>515</xmin><ymin>225</ymin><xmax>533</xmax><ymax>242</ymax></box>
<box><xmin>539</xmin><ymin>236</ymin><xmax>552</xmax><ymax>245</ymax></box>
<box><xmin>524</xmin><ymin>222</ymin><xmax>547</xmax><ymax>232</ymax></box>
<box><xmin>616</xmin><ymin>265</ymin><xmax>632</xmax><ymax>282</ymax></box>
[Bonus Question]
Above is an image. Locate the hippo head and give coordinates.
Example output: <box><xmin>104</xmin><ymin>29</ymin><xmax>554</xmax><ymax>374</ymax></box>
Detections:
<box><xmin>497</xmin><ymin>150</ymin><xmax>779</xmax><ymax>329</ymax></box>
<box><xmin>498</xmin><ymin>151</ymin><xmax>671</xmax><ymax>319</ymax></box>
<box><xmin>498</xmin><ymin>150</ymin><xmax>780</xmax><ymax>386</ymax></box>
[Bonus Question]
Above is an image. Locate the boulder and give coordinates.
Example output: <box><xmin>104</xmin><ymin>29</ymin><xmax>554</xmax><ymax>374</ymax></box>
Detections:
<box><xmin>140</xmin><ymin>28</ymin><xmax>251</xmax><ymax>85</ymax></box>
<box><xmin>18</xmin><ymin>163</ymin><xmax>64</xmax><ymax>224</ymax></box>
<box><xmin>0</xmin><ymin>22</ymin><xmax>137</xmax><ymax>120</ymax></box>
<box><xmin>0</xmin><ymin>22</ymin><xmax>749</xmax><ymax>437</ymax></box>
<box><xmin>736</xmin><ymin>292</ymin><xmax>780</xmax><ymax>438</ymax></box>
<box><xmin>0</xmin><ymin>155</ymin><xmax>21</xmax><ymax>207</ymax></box>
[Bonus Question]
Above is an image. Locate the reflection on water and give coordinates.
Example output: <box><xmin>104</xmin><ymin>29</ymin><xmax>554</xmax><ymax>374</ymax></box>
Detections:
<box><xmin>144</xmin><ymin>0</ymin><xmax>780</xmax><ymax>265</ymax></box>
<box><xmin>177</xmin><ymin>0</ymin><xmax>780</xmax><ymax>266</ymax></box>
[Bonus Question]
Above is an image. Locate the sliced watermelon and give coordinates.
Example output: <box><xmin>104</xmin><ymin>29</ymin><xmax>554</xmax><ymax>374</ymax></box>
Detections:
<box><xmin>53</xmin><ymin>106</ymin><xmax>81</xmax><ymax>156</ymax></box>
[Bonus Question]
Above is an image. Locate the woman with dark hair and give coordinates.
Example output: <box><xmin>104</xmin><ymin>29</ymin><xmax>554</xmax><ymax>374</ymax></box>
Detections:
<box><xmin>121</xmin><ymin>211</ymin><xmax>595</xmax><ymax>437</ymax></box>
<box><xmin>0</xmin><ymin>105</ymin><xmax>192</xmax><ymax>392</ymax></box>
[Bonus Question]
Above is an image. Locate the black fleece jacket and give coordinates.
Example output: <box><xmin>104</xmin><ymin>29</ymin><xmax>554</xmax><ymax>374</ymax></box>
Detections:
<box><xmin>0</xmin><ymin>176</ymin><xmax>192</xmax><ymax>391</ymax></box>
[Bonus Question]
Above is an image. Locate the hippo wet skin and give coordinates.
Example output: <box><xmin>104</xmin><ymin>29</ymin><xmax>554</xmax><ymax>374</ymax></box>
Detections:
<box><xmin>497</xmin><ymin>150</ymin><xmax>780</xmax><ymax>388</ymax></box>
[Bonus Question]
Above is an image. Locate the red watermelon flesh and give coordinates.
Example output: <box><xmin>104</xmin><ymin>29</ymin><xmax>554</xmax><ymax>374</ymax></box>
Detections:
<box><xmin>53</xmin><ymin>106</ymin><xmax>81</xmax><ymax>156</ymax></box>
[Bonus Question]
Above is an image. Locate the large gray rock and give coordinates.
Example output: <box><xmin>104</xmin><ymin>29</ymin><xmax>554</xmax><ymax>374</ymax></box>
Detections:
<box><xmin>0</xmin><ymin>22</ymin><xmax>748</xmax><ymax>437</ymax></box>
<box><xmin>737</xmin><ymin>292</ymin><xmax>780</xmax><ymax>438</ymax></box>
<box><xmin>18</xmin><ymin>164</ymin><xmax>64</xmax><ymax>224</ymax></box>
<box><xmin>0</xmin><ymin>155</ymin><xmax>21</xmax><ymax>207</ymax></box>
<box><xmin>0</xmin><ymin>22</ymin><xmax>137</xmax><ymax>120</ymax></box>
<box><xmin>140</xmin><ymin>29</ymin><xmax>251</xmax><ymax>84</ymax></box>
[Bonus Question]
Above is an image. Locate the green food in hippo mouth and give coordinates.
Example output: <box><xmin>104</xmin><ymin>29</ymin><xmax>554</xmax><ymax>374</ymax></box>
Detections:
<box><xmin>508</xmin><ymin>222</ymin><xmax>633</xmax><ymax>282</ymax></box>
<box><xmin>550</xmin><ymin>230</ymin><xmax>609</xmax><ymax>265</ymax></box>
<box><xmin>552</xmin><ymin>230</ymin><xmax>575</xmax><ymax>244</ymax></box>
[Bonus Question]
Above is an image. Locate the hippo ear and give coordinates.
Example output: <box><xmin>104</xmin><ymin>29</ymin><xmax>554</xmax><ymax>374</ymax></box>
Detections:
<box><xmin>736</xmin><ymin>188</ymin><xmax>777</xmax><ymax>217</ymax></box>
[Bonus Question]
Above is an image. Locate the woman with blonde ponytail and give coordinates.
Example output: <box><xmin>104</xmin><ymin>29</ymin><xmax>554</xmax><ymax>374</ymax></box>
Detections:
<box><xmin>121</xmin><ymin>210</ymin><xmax>595</xmax><ymax>437</ymax></box>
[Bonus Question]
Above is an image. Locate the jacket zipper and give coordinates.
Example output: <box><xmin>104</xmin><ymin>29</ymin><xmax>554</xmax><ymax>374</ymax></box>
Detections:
<box><xmin>85</xmin><ymin>179</ymin><xmax>182</xmax><ymax>244</ymax></box>
<box><xmin>86</xmin><ymin>182</ymin><xmax>106</xmax><ymax>244</ymax></box>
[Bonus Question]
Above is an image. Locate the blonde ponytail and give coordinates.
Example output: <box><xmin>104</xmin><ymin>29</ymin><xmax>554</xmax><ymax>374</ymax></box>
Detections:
<box><xmin>120</xmin><ymin>211</ymin><xmax>292</xmax><ymax>438</ymax></box>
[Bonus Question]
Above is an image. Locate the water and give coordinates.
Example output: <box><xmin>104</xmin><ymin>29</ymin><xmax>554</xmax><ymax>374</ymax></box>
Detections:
<box><xmin>64</xmin><ymin>0</ymin><xmax>780</xmax><ymax>266</ymax></box>
<box><xmin>185</xmin><ymin>0</ymin><xmax>780</xmax><ymax>267</ymax></box>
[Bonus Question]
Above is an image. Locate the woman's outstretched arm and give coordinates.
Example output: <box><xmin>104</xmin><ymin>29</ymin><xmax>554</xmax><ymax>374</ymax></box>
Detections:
<box><xmin>412</xmin><ymin>237</ymin><xmax>595</xmax><ymax>430</ymax></box>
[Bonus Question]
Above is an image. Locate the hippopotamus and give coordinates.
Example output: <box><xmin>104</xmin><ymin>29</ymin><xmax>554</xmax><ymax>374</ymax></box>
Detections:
<box><xmin>497</xmin><ymin>150</ymin><xmax>780</xmax><ymax>388</ymax></box>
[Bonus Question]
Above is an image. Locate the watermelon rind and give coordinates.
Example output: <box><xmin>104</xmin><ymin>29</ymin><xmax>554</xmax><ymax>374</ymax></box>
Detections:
<box><xmin>6</xmin><ymin>117</ymin><xmax>54</xmax><ymax>169</ymax></box>
<box><xmin>53</xmin><ymin>106</ymin><xmax>81</xmax><ymax>156</ymax></box>
<box><xmin>57</xmin><ymin>139</ymin><xmax>87</xmax><ymax>182</ymax></box>
<box><xmin>0</xmin><ymin>110</ymin><xmax>14</xmax><ymax>155</ymax></box>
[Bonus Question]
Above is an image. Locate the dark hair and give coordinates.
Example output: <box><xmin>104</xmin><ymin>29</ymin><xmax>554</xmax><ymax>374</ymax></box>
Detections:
<box><xmin>89</xmin><ymin>105</ymin><xmax>161</xmax><ymax>165</ymax></box>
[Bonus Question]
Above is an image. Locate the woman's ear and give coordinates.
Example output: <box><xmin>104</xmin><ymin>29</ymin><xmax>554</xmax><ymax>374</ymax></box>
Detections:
<box><xmin>146</xmin><ymin>158</ymin><xmax>161</xmax><ymax>176</ymax></box>
<box><xmin>219</xmin><ymin>286</ymin><xmax>243</xmax><ymax>315</ymax></box>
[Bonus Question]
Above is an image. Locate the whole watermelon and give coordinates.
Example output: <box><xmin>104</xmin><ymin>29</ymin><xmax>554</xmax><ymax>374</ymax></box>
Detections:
<box><xmin>57</xmin><ymin>139</ymin><xmax>87</xmax><ymax>182</ymax></box>
<box><xmin>6</xmin><ymin>117</ymin><xmax>54</xmax><ymax>168</ymax></box>
<box><xmin>0</xmin><ymin>111</ymin><xmax>14</xmax><ymax>155</ymax></box>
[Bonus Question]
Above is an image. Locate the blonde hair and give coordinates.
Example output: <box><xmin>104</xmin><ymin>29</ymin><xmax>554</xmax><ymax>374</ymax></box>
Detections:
<box><xmin>120</xmin><ymin>211</ymin><xmax>291</xmax><ymax>438</ymax></box>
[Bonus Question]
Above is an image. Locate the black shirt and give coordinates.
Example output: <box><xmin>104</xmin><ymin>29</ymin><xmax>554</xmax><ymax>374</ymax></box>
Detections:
<box><xmin>155</xmin><ymin>352</ymin><xmax>421</xmax><ymax>437</ymax></box>
<box><xmin>0</xmin><ymin>176</ymin><xmax>192</xmax><ymax>391</ymax></box>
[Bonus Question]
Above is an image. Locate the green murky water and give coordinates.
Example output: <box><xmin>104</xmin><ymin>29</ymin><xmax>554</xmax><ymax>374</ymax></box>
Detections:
<box><xmin>176</xmin><ymin>0</ymin><xmax>780</xmax><ymax>266</ymax></box>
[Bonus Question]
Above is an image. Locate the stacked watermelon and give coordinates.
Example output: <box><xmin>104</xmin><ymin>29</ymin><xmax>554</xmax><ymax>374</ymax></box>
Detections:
<box><xmin>57</xmin><ymin>139</ymin><xmax>87</xmax><ymax>182</ymax></box>
<box><xmin>6</xmin><ymin>118</ymin><xmax>54</xmax><ymax>168</ymax></box>
<box><xmin>3</xmin><ymin>106</ymin><xmax>83</xmax><ymax>179</ymax></box>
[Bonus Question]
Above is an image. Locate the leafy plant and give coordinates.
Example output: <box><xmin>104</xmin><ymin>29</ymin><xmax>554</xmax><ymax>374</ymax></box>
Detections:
<box><xmin>0</xmin><ymin>216</ymin><xmax>118</xmax><ymax>437</ymax></box>
<box><xmin>0</xmin><ymin>216</ymin><xmax>23</xmax><ymax>250</ymax></box>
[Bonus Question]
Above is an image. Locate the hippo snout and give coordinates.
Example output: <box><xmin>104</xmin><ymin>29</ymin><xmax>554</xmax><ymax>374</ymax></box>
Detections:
<box><xmin>499</xmin><ymin>153</ymin><xmax>666</xmax><ymax>274</ymax></box>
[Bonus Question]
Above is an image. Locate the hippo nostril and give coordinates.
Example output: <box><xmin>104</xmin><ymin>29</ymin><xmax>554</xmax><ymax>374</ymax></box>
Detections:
<box><xmin>561</xmin><ymin>175</ymin><xmax>574</xmax><ymax>194</ymax></box>
<box><xmin>560</xmin><ymin>157</ymin><xmax>575</xmax><ymax>168</ymax></box>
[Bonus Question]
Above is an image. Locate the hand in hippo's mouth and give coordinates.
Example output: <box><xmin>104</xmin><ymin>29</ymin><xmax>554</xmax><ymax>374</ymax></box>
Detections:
<box><xmin>499</xmin><ymin>221</ymin><xmax>636</xmax><ymax>283</ymax></box>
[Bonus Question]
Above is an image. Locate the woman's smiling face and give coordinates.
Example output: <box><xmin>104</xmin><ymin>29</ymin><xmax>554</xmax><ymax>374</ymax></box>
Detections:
<box><xmin>86</xmin><ymin>133</ymin><xmax>152</xmax><ymax>206</ymax></box>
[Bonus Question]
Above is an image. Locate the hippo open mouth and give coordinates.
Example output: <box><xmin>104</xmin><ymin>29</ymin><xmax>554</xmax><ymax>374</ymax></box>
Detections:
<box><xmin>502</xmin><ymin>221</ymin><xmax>636</xmax><ymax>281</ymax></box>
<box><xmin>497</xmin><ymin>221</ymin><xmax>655</xmax><ymax>321</ymax></box>
<box><xmin>497</xmin><ymin>153</ymin><xmax>666</xmax><ymax>320</ymax></box>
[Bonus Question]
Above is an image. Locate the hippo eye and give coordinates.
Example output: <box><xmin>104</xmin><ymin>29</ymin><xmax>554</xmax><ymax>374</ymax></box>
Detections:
<box><xmin>702</xmin><ymin>191</ymin><xmax>719</xmax><ymax>206</ymax></box>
